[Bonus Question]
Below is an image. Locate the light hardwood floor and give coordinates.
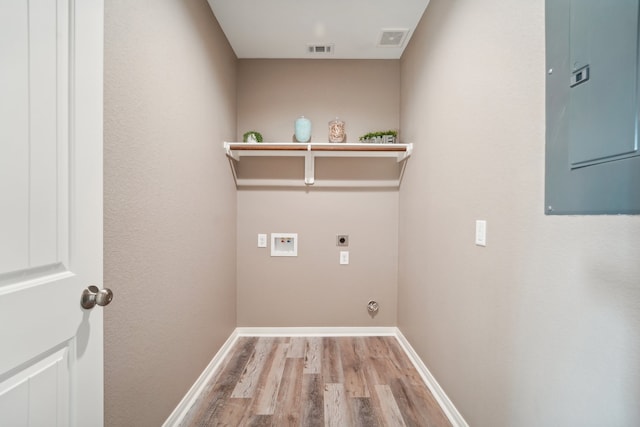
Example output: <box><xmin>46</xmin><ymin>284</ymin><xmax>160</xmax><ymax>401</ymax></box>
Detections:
<box><xmin>181</xmin><ymin>336</ymin><xmax>452</xmax><ymax>427</ymax></box>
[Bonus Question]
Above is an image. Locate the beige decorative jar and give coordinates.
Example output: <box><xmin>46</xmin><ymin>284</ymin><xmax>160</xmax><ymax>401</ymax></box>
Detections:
<box><xmin>328</xmin><ymin>118</ymin><xmax>346</xmax><ymax>143</ymax></box>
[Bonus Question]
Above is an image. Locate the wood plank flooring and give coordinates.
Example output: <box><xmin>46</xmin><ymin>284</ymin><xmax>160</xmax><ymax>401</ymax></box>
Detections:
<box><xmin>180</xmin><ymin>336</ymin><xmax>452</xmax><ymax>427</ymax></box>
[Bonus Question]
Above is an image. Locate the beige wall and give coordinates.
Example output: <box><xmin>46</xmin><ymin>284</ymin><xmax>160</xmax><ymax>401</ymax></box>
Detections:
<box><xmin>236</xmin><ymin>60</ymin><xmax>400</xmax><ymax>326</ymax></box>
<box><xmin>237</xmin><ymin>59</ymin><xmax>399</xmax><ymax>143</ymax></box>
<box><xmin>399</xmin><ymin>1</ymin><xmax>640</xmax><ymax>426</ymax></box>
<box><xmin>237</xmin><ymin>190</ymin><xmax>399</xmax><ymax>326</ymax></box>
<box><xmin>103</xmin><ymin>1</ymin><xmax>237</xmax><ymax>426</ymax></box>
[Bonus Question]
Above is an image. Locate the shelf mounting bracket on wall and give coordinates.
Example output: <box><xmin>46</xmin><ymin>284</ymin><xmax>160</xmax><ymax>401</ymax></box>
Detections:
<box><xmin>305</xmin><ymin>145</ymin><xmax>314</xmax><ymax>185</ymax></box>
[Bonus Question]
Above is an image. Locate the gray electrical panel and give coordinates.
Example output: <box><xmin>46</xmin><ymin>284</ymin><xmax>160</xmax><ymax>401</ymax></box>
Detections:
<box><xmin>546</xmin><ymin>0</ymin><xmax>640</xmax><ymax>214</ymax></box>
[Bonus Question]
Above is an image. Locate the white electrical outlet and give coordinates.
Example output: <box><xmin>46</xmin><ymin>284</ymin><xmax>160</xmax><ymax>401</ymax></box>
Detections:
<box><xmin>340</xmin><ymin>251</ymin><xmax>349</xmax><ymax>265</ymax></box>
<box><xmin>257</xmin><ymin>234</ymin><xmax>267</xmax><ymax>248</ymax></box>
<box><xmin>475</xmin><ymin>220</ymin><xmax>487</xmax><ymax>246</ymax></box>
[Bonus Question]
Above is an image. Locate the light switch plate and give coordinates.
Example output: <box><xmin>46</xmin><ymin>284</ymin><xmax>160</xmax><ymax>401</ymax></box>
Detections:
<box><xmin>257</xmin><ymin>234</ymin><xmax>267</xmax><ymax>248</ymax></box>
<box><xmin>475</xmin><ymin>220</ymin><xmax>487</xmax><ymax>246</ymax></box>
<box><xmin>340</xmin><ymin>251</ymin><xmax>349</xmax><ymax>265</ymax></box>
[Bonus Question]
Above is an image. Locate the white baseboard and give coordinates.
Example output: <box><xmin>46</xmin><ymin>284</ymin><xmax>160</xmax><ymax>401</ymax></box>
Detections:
<box><xmin>394</xmin><ymin>328</ymin><xmax>469</xmax><ymax>427</ymax></box>
<box><xmin>235</xmin><ymin>326</ymin><xmax>398</xmax><ymax>337</ymax></box>
<box><xmin>162</xmin><ymin>329</ymin><xmax>240</xmax><ymax>427</ymax></box>
<box><xmin>164</xmin><ymin>326</ymin><xmax>467</xmax><ymax>427</ymax></box>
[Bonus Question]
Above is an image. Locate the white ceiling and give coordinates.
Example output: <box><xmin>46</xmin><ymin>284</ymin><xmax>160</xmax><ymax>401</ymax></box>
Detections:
<box><xmin>207</xmin><ymin>0</ymin><xmax>431</xmax><ymax>59</ymax></box>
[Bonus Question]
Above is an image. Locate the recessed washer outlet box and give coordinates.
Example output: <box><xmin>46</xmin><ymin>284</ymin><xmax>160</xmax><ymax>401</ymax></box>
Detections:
<box><xmin>271</xmin><ymin>233</ymin><xmax>298</xmax><ymax>257</ymax></box>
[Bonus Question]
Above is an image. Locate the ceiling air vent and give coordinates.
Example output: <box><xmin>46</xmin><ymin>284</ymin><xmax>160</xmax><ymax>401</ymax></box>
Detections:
<box><xmin>307</xmin><ymin>44</ymin><xmax>334</xmax><ymax>54</ymax></box>
<box><xmin>378</xmin><ymin>29</ymin><xmax>409</xmax><ymax>47</ymax></box>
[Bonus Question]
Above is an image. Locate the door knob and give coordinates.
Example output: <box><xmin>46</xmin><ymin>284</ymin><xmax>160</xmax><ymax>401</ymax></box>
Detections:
<box><xmin>81</xmin><ymin>285</ymin><xmax>114</xmax><ymax>309</ymax></box>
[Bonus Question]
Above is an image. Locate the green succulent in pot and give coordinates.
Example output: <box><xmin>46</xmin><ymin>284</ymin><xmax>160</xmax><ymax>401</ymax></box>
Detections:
<box><xmin>243</xmin><ymin>131</ymin><xmax>263</xmax><ymax>143</ymax></box>
<box><xmin>359</xmin><ymin>130</ymin><xmax>398</xmax><ymax>144</ymax></box>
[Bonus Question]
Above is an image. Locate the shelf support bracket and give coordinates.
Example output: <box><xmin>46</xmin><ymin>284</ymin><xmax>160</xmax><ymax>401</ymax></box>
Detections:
<box><xmin>397</xmin><ymin>143</ymin><xmax>413</xmax><ymax>162</ymax></box>
<box><xmin>304</xmin><ymin>145</ymin><xmax>315</xmax><ymax>185</ymax></box>
<box><xmin>224</xmin><ymin>143</ymin><xmax>239</xmax><ymax>161</ymax></box>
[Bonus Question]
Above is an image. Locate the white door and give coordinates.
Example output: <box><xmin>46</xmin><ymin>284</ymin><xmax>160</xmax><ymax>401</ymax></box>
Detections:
<box><xmin>0</xmin><ymin>1</ymin><xmax>106</xmax><ymax>426</ymax></box>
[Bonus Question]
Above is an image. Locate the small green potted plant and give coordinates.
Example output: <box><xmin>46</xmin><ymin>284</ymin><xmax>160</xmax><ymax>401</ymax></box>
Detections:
<box><xmin>359</xmin><ymin>130</ymin><xmax>398</xmax><ymax>144</ymax></box>
<box><xmin>243</xmin><ymin>131</ymin><xmax>263</xmax><ymax>143</ymax></box>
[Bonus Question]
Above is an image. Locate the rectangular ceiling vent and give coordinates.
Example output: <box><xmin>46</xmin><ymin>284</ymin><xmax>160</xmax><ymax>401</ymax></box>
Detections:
<box><xmin>307</xmin><ymin>44</ymin><xmax>334</xmax><ymax>54</ymax></box>
<box><xmin>378</xmin><ymin>29</ymin><xmax>409</xmax><ymax>47</ymax></box>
